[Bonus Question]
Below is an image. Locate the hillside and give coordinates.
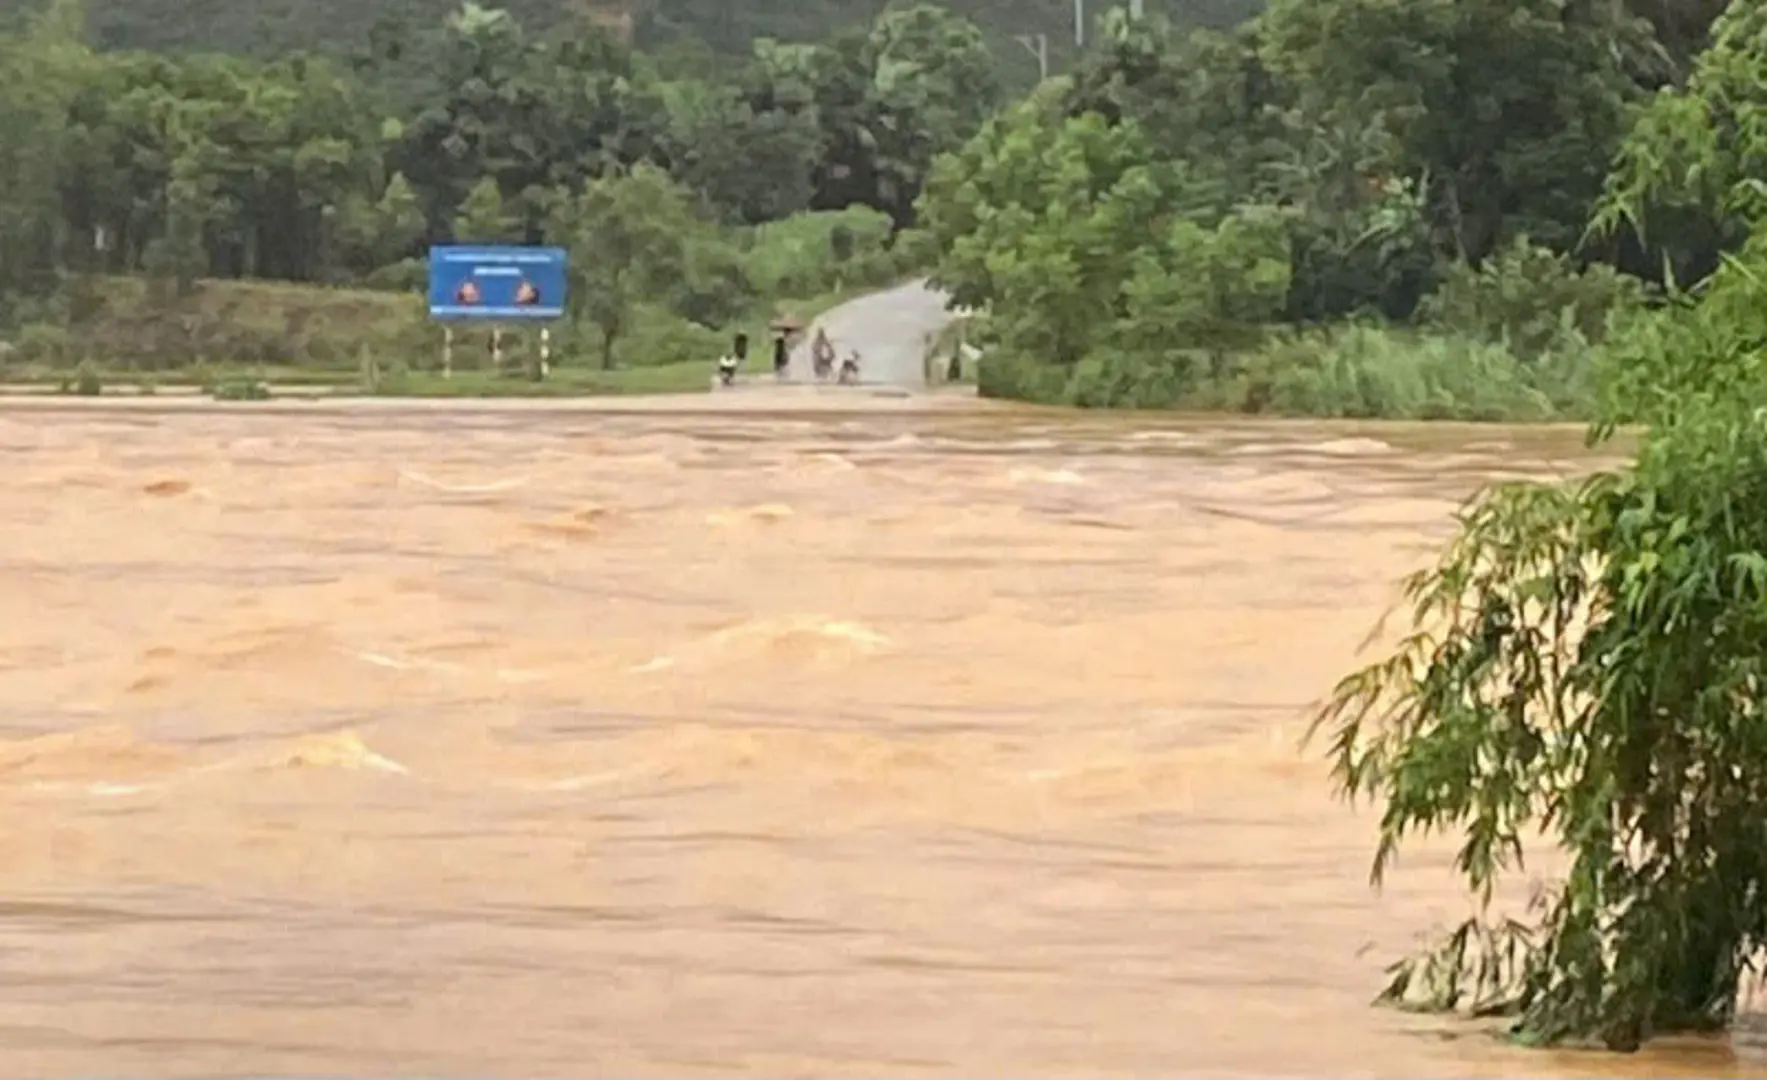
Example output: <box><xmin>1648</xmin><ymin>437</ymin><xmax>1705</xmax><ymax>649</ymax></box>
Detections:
<box><xmin>639</xmin><ymin>0</ymin><xmax>1263</xmax><ymax>74</ymax></box>
<box><xmin>21</xmin><ymin>0</ymin><xmax>1261</xmax><ymax>77</ymax></box>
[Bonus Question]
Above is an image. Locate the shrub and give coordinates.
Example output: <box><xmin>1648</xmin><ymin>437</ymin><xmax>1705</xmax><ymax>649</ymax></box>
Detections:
<box><xmin>14</xmin><ymin>321</ymin><xmax>72</xmax><ymax>365</ymax></box>
<box><xmin>361</xmin><ymin>258</ymin><xmax>426</xmax><ymax>292</ymax></box>
<box><xmin>744</xmin><ymin>207</ymin><xmax>896</xmax><ymax>298</ymax></box>
<box><xmin>59</xmin><ymin>362</ymin><xmax>101</xmax><ymax>396</ymax></box>
<box><xmin>1069</xmin><ymin>349</ymin><xmax>1201</xmax><ymax>409</ymax></box>
<box><xmin>1251</xmin><ymin>325</ymin><xmax>1562</xmax><ymax>421</ymax></box>
<box><xmin>210</xmin><ymin>377</ymin><xmax>271</xmax><ymax>401</ymax></box>
<box><xmin>621</xmin><ymin>305</ymin><xmax>725</xmax><ymax>367</ymax></box>
<box><xmin>1311</xmin><ymin>227</ymin><xmax>1767</xmax><ymax>1049</ymax></box>
<box><xmin>976</xmin><ymin>350</ymin><xmax>1070</xmax><ymax>402</ymax></box>
<box><xmin>1418</xmin><ymin>236</ymin><xmax>1646</xmax><ymax>361</ymax></box>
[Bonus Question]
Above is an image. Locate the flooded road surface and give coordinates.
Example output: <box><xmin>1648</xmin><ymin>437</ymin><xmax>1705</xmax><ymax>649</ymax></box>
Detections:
<box><xmin>0</xmin><ymin>398</ymin><xmax>1757</xmax><ymax>1077</ymax></box>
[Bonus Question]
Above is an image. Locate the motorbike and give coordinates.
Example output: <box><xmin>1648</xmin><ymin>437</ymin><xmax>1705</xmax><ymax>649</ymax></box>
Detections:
<box><xmin>716</xmin><ymin>356</ymin><xmax>739</xmax><ymax>387</ymax></box>
<box><xmin>811</xmin><ymin>338</ymin><xmax>836</xmax><ymax>381</ymax></box>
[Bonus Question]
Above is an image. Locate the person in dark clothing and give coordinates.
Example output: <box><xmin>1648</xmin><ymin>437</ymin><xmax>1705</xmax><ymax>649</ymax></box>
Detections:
<box><xmin>772</xmin><ymin>331</ymin><xmax>789</xmax><ymax>380</ymax></box>
<box><xmin>733</xmin><ymin>332</ymin><xmax>749</xmax><ymax>362</ymax></box>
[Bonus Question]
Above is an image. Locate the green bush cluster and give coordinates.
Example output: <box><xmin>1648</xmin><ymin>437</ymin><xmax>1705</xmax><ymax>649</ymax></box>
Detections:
<box><xmin>913</xmin><ymin>0</ymin><xmax>1726</xmax><ymax>422</ymax></box>
<box><xmin>967</xmin><ymin>230</ymin><xmax>1650</xmax><ymax>422</ymax></box>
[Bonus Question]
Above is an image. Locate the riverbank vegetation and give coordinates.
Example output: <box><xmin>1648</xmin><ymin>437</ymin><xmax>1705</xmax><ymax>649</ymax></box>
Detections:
<box><xmin>0</xmin><ymin>0</ymin><xmax>983</xmax><ymax>392</ymax></box>
<box><xmin>1308</xmin><ymin>0</ymin><xmax>1767</xmax><ymax>1052</ymax></box>
<box><xmin>0</xmin><ymin>0</ymin><xmax>1755</xmax><ymax>414</ymax></box>
<box><xmin>914</xmin><ymin>0</ymin><xmax>1743</xmax><ymax>420</ymax></box>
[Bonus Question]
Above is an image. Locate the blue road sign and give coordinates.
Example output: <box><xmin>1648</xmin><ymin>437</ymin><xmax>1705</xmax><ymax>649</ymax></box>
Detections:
<box><xmin>427</xmin><ymin>245</ymin><xmax>568</xmax><ymax>321</ymax></box>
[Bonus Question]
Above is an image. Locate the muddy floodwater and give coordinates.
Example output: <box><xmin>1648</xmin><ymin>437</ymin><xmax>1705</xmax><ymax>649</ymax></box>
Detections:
<box><xmin>0</xmin><ymin>397</ymin><xmax>1759</xmax><ymax>1077</ymax></box>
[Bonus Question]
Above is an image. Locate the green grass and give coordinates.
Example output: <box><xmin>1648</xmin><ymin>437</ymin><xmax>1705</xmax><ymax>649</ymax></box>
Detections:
<box><xmin>0</xmin><ymin>361</ymin><xmax>354</xmax><ymax>386</ymax></box>
<box><xmin>979</xmin><ymin>323</ymin><xmax>1597</xmax><ymax>421</ymax></box>
<box><xmin>0</xmin><ymin>352</ymin><xmax>779</xmax><ymax>398</ymax></box>
<box><xmin>0</xmin><ymin>273</ymin><xmax>887</xmax><ymax>398</ymax></box>
<box><xmin>367</xmin><ymin>356</ymin><xmax>772</xmax><ymax>397</ymax></box>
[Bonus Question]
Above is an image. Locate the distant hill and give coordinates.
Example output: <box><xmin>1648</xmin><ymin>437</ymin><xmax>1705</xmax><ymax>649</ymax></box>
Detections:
<box><xmin>642</xmin><ymin>0</ymin><xmax>1262</xmax><ymax>82</ymax></box>
<box><xmin>25</xmin><ymin>0</ymin><xmax>1260</xmax><ymax>83</ymax></box>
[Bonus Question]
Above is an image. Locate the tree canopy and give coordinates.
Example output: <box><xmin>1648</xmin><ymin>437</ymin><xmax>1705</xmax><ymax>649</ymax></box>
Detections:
<box><xmin>913</xmin><ymin>0</ymin><xmax>1745</xmax><ymax>414</ymax></box>
<box><xmin>12</xmin><ymin>0</ymin><xmax>1264</xmax><ymax>90</ymax></box>
<box><xmin>0</xmin><ymin>0</ymin><xmax>997</xmax><ymax>307</ymax></box>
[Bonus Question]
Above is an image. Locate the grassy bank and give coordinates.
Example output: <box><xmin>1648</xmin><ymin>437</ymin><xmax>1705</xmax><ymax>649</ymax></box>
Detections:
<box><xmin>0</xmin><ymin>360</ymin><xmax>769</xmax><ymax>398</ymax></box>
<box><xmin>0</xmin><ymin>276</ymin><xmax>871</xmax><ymax>398</ymax></box>
<box><xmin>973</xmin><ymin>323</ymin><xmax>1604</xmax><ymax>422</ymax></box>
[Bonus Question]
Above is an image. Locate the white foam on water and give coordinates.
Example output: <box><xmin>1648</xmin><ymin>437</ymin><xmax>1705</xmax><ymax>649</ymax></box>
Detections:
<box><xmin>399</xmin><ymin>469</ymin><xmax>532</xmax><ymax>494</ymax></box>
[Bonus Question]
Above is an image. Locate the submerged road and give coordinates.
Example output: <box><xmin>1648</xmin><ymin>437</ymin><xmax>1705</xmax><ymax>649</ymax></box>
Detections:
<box><xmin>789</xmin><ymin>278</ymin><xmax>954</xmax><ymax>387</ymax></box>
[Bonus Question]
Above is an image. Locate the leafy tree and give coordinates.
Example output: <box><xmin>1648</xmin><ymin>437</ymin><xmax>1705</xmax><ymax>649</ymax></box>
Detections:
<box><xmin>854</xmin><ymin>1</ymin><xmax>1002</xmax><ymax>223</ymax></box>
<box><xmin>1311</xmin><ymin>223</ymin><xmax>1767</xmax><ymax>1050</ymax></box>
<box><xmin>745</xmin><ymin>206</ymin><xmax>895</xmax><ymax>298</ymax></box>
<box><xmin>1279</xmin><ymin>162</ymin><xmax>1436</xmax><ymax>323</ymax></box>
<box><xmin>1418</xmin><ymin>236</ymin><xmax>1646</xmax><ymax>362</ymax></box>
<box><xmin>0</xmin><ymin>0</ymin><xmax>91</xmax><ymax>300</ymax></box>
<box><xmin>140</xmin><ymin>152</ymin><xmax>213</xmax><ymax>297</ymax></box>
<box><xmin>734</xmin><ymin>3</ymin><xmax>1000</xmax><ymax>228</ymax></box>
<box><xmin>57</xmin><ymin>48</ymin><xmax>381</xmax><ymax>283</ymax></box>
<box><xmin>394</xmin><ymin>5</ymin><xmax>674</xmax><ymax>240</ymax></box>
<box><xmin>1594</xmin><ymin>0</ymin><xmax>1767</xmax><ymax>285</ymax></box>
<box><xmin>546</xmin><ymin>164</ymin><xmax>700</xmax><ymax>368</ymax></box>
<box><xmin>1108</xmin><ymin>206</ymin><xmax>1291</xmax><ymax>367</ymax></box>
<box><xmin>452</xmin><ymin>175</ymin><xmax>520</xmax><ymax>241</ymax></box>
<box><xmin>659</xmin><ymin>74</ymin><xmax>821</xmax><ymax>224</ymax></box>
<box><xmin>1258</xmin><ymin>0</ymin><xmax>1653</xmax><ymax>262</ymax></box>
<box><xmin>1626</xmin><ymin>0</ymin><xmax>1730</xmax><ymax>73</ymax></box>
<box><xmin>393</xmin><ymin>3</ymin><xmax>540</xmax><ymax>233</ymax></box>
<box><xmin>524</xmin><ymin>26</ymin><xmax>673</xmax><ymax>195</ymax></box>
<box><xmin>921</xmin><ymin>109</ymin><xmax>1179</xmax><ymax>365</ymax></box>
<box><xmin>60</xmin><ymin>0</ymin><xmax>1271</xmax><ymax>91</ymax></box>
<box><xmin>1064</xmin><ymin>11</ymin><xmax>1281</xmax><ymax>194</ymax></box>
<box><xmin>333</xmin><ymin>171</ymin><xmax>426</xmax><ymax>274</ymax></box>
<box><xmin>1075</xmin><ymin>205</ymin><xmax>1291</xmax><ymax>406</ymax></box>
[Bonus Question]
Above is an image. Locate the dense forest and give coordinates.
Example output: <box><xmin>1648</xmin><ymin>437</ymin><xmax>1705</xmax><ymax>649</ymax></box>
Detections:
<box><xmin>0</xmin><ymin>0</ymin><xmax>1263</xmax><ymax>85</ymax></box>
<box><xmin>0</xmin><ymin>0</ymin><xmax>1756</xmax><ymax>407</ymax></box>
<box><xmin>913</xmin><ymin>0</ymin><xmax>1752</xmax><ymax>417</ymax></box>
<box><xmin>0</xmin><ymin>0</ymin><xmax>1009</xmax><ymax>370</ymax></box>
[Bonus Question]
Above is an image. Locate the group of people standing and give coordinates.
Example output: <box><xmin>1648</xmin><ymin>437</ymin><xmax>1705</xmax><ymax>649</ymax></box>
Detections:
<box><xmin>809</xmin><ymin>328</ymin><xmax>862</xmax><ymax>382</ymax></box>
<box><xmin>716</xmin><ymin>326</ymin><xmax>860</xmax><ymax>386</ymax></box>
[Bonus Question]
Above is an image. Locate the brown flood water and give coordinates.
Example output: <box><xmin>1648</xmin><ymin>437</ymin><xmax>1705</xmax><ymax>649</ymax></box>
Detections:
<box><xmin>0</xmin><ymin>397</ymin><xmax>1761</xmax><ymax>1077</ymax></box>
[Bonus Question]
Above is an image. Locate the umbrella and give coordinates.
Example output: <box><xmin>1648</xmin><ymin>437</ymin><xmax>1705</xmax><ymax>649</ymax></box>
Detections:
<box><xmin>770</xmin><ymin>314</ymin><xmax>806</xmax><ymax>334</ymax></box>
